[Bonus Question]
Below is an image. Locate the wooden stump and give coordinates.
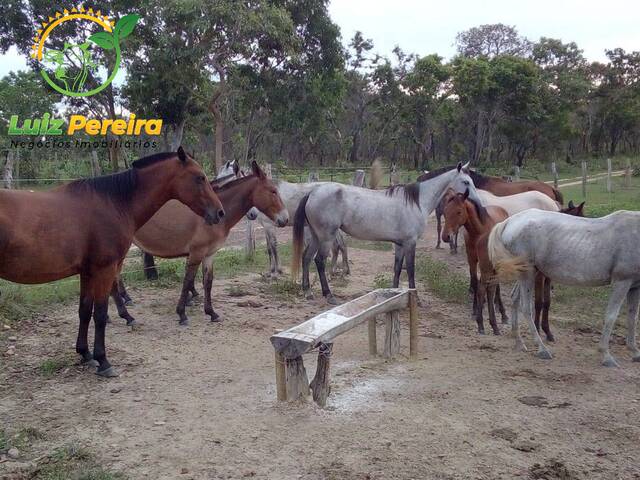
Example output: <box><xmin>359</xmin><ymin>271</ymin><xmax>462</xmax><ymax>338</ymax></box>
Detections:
<box><xmin>308</xmin><ymin>171</ymin><xmax>319</xmax><ymax>183</ymax></box>
<box><xmin>409</xmin><ymin>290</ymin><xmax>418</xmax><ymax>359</ymax></box>
<box><xmin>581</xmin><ymin>161</ymin><xmax>587</xmax><ymax>199</ymax></box>
<box><xmin>245</xmin><ymin>217</ymin><xmax>255</xmax><ymax>257</ymax></box>
<box><xmin>285</xmin><ymin>356</ymin><xmax>309</xmax><ymax>401</ymax></box>
<box><xmin>310</xmin><ymin>343</ymin><xmax>333</xmax><ymax>407</ymax></box>
<box><xmin>275</xmin><ymin>351</ymin><xmax>286</xmax><ymax>401</ymax></box>
<box><xmin>384</xmin><ymin>311</ymin><xmax>400</xmax><ymax>359</ymax></box>
<box><xmin>368</xmin><ymin>317</ymin><xmax>377</xmax><ymax>355</ymax></box>
<box><xmin>352</xmin><ymin>169</ymin><xmax>365</xmax><ymax>187</ymax></box>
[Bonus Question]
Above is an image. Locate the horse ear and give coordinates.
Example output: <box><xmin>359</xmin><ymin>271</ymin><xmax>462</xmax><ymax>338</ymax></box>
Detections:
<box><xmin>568</xmin><ymin>200</ymin><xmax>575</xmax><ymax>208</ymax></box>
<box><xmin>461</xmin><ymin>161</ymin><xmax>470</xmax><ymax>171</ymax></box>
<box><xmin>462</xmin><ymin>188</ymin><xmax>470</xmax><ymax>200</ymax></box>
<box><xmin>456</xmin><ymin>162</ymin><xmax>462</xmax><ymax>172</ymax></box>
<box><xmin>177</xmin><ymin>146</ymin><xmax>187</xmax><ymax>163</ymax></box>
<box><xmin>251</xmin><ymin>161</ymin><xmax>265</xmax><ymax>179</ymax></box>
<box><xmin>578</xmin><ymin>201</ymin><xmax>585</xmax><ymax>213</ymax></box>
<box><xmin>233</xmin><ymin>162</ymin><xmax>240</xmax><ymax>176</ymax></box>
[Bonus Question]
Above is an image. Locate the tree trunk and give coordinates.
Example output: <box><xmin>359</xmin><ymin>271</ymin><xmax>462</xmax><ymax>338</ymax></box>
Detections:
<box><xmin>209</xmin><ymin>60</ymin><xmax>227</xmax><ymax>172</ymax></box>
<box><xmin>170</xmin><ymin>118</ymin><xmax>187</xmax><ymax>151</ymax></box>
<box><xmin>90</xmin><ymin>150</ymin><xmax>101</xmax><ymax>176</ymax></box>
<box><xmin>3</xmin><ymin>150</ymin><xmax>15</xmax><ymax>189</ymax></box>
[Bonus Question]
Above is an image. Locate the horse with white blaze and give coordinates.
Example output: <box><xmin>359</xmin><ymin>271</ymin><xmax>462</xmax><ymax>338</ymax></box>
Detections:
<box><xmin>488</xmin><ymin>208</ymin><xmax>640</xmax><ymax>367</ymax></box>
<box><xmin>292</xmin><ymin>163</ymin><xmax>476</xmax><ymax>304</ymax></box>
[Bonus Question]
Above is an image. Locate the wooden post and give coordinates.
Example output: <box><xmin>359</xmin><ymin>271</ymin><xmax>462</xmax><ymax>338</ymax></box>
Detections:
<box><xmin>551</xmin><ymin>162</ymin><xmax>558</xmax><ymax>189</ymax></box>
<box><xmin>91</xmin><ymin>150</ymin><xmax>101</xmax><ymax>177</ymax></box>
<box><xmin>309</xmin><ymin>342</ymin><xmax>333</xmax><ymax>407</ymax></box>
<box><xmin>285</xmin><ymin>356</ymin><xmax>309</xmax><ymax>401</ymax></box>
<box><xmin>352</xmin><ymin>169</ymin><xmax>365</xmax><ymax>187</ymax></box>
<box><xmin>390</xmin><ymin>163</ymin><xmax>399</xmax><ymax>185</ymax></box>
<box><xmin>514</xmin><ymin>165</ymin><xmax>520</xmax><ymax>181</ymax></box>
<box><xmin>409</xmin><ymin>290</ymin><xmax>418</xmax><ymax>359</ymax></box>
<box><xmin>275</xmin><ymin>351</ymin><xmax>286</xmax><ymax>401</ymax></box>
<box><xmin>264</xmin><ymin>163</ymin><xmax>273</xmax><ymax>179</ymax></box>
<box><xmin>606</xmin><ymin>158</ymin><xmax>613</xmax><ymax>193</ymax></box>
<box><xmin>368</xmin><ymin>317</ymin><xmax>377</xmax><ymax>355</ymax></box>
<box><xmin>308</xmin><ymin>171</ymin><xmax>319</xmax><ymax>183</ymax></box>
<box><xmin>245</xmin><ymin>217</ymin><xmax>255</xmax><ymax>257</ymax></box>
<box><xmin>625</xmin><ymin>158</ymin><xmax>632</xmax><ymax>188</ymax></box>
<box><xmin>384</xmin><ymin>311</ymin><xmax>400</xmax><ymax>359</ymax></box>
<box><xmin>581</xmin><ymin>161</ymin><xmax>587</xmax><ymax>199</ymax></box>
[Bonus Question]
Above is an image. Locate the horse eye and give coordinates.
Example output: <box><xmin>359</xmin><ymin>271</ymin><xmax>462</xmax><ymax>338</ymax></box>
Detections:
<box><xmin>463</xmin><ymin>180</ymin><xmax>470</xmax><ymax>186</ymax></box>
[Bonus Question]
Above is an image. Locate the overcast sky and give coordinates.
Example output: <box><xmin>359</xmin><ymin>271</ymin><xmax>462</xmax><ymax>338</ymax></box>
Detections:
<box><xmin>1</xmin><ymin>0</ymin><xmax>638</xmax><ymax>78</ymax></box>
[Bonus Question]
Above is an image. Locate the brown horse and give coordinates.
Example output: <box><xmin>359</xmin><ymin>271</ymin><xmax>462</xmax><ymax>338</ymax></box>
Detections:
<box><xmin>419</xmin><ymin>167</ymin><xmax>563</xmax><ymax>203</ymax></box>
<box><xmin>123</xmin><ymin>161</ymin><xmax>288</xmax><ymax>325</ymax></box>
<box><xmin>441</xmin><ymin>190</ymin><xmax>509</xmax><ymax>334</ymax></box>
<box><xmin>0</xmin><ymin>148</ymin><xmax>224</xmax><ymax>376</ymax></box>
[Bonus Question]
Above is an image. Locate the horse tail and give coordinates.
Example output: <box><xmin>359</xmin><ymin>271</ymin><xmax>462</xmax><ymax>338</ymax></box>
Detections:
<box><xmin>369</xmin><ymin>158</ymin><xmax>383</xmax><ymax>189</ymax></box>
<box><xmin>291</xmin><ymin>193</ymin><xmax>311</xmax><ymax>280</ymax></box>
<box><xmin>552</xmin><ymin>187</ymin><xmax>564</xmax><ymax>205</ymax></box>
<box><xmin>487</xmin><ymin>220</ymin><xmax>531</xmax><ymax>281</ymax></box>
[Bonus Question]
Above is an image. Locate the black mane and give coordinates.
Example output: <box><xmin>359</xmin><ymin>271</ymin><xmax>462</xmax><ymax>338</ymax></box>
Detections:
<box><xmin>416</xmin><ymin>165</ymin><xmax>454</xmax><ymax>182</ymax></box>
<box><xmin>213</xmin><ymin>174</ymin><xmax>256</xmax><ymax>192</ymax></box>
<box><xmin>466</xmin><ymin>195</ymin><xmax>490</xmax><ymax>223</ymax></box>
<box><xmin>66</xmin><ymin>151</ymin><xmax>178</xmax><ymax>203</ymax></box>
<box><xmin>417</xmin><ymin>164</ymin><xmax>490</xmax><ymax>189</ymax></box>
<box><xmin>386</xmin><ymin>182</ymin><xmax>421</xmax><ymax>209</ymax></box>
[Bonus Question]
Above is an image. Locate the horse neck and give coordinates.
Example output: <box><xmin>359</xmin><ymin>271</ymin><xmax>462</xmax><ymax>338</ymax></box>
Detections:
<box><xmin>129</xmin><ymin>164</ymin><xmax>181</xmax><ymax>229</ymax></box>
<box><xmin>462</xmin><ymin>201</ymin><xmax>488</xmax><ymax>238</ymax></box>
<box><xmin>217</xmin><ymin>177</ymin><xmax>257</xmax><ymax>230</ymax></box>
<box><xmin>418</xmin><ymin>170</ymin><xmax>457</xmax><ymax>214</ymax></box>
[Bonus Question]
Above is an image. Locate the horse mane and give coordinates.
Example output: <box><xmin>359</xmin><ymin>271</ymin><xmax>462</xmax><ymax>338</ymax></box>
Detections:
<box><xmin>416</xmin><ymin>165</ymin><xmax>453</xmax><ymax>182</ymax></box>
<box><xmin>465</xmin><ymin>195</ymin><xmax>490</xmax><ymax>223</ymax></box>
<box><xmin>466</xmin><ymin>170</ymin><xmax>490</xmax><ymax>189</ymax></box>
<box><xmin>386</xmin><ymin>182</ymin><xmax>421</xmax><ymax>209</ymax></box>
<box><xmin>212</xmin><ymin>174</ymin><xmax>256</xmax><ymax>192</ymax></box>
<box><xmin>417</xmin><ymin>165</ymin><xmax>492</xmax><ymax>190</ymax></box>
<box><xmin>66</xmin><ymin>151</ymin><xmax>179</xmax><ymax>203</ymax></box>
<box><xmin>210</xmin><ymin>173</ymin><xmax>236</xmax><ymax>186</ymax></box>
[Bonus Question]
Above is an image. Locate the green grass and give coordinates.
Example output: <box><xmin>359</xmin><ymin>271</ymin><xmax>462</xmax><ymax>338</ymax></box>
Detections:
<box><xmin>416</xmin><ymin>254</ymin><xmax>468</xmax><ymax>304</ymax></box>
<box><xmin>347</xmin><ymin>238</ymin><xmax>393</xmax><ymax>251</ymax></box>
<box><xmin>39</xmin><ymin>356</ymin><xmax>75</xmax><ymax>377</ymax></box>
<box><xmin>372</xmin><ymin>273</ymin><xmax>392</xmax><ymax>289</ymax></box>
<box><xmin>559</xmin><ymin>174</ymin><xmax>640</xmax><ymax>217</ymax></box>
<box><xmin>0</xmin><ymin>429</ymin><xmax>7</xmax><ymax>451</ymax></box>
<box><xmin>34</xmin><ymin>444</ymin><xmax>125</xmax><ymax>480</ymax></box>
<box><xmin>259</xmin><ymin>277</ymin><xmax>301</xmax><ymax>300</ymax></box>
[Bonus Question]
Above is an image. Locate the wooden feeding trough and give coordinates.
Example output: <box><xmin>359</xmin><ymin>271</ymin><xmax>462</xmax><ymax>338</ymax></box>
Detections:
<box><xmin>270</xmin><ymin>288</ymin><xmax>418</xmax><ymax>407</ymax></box>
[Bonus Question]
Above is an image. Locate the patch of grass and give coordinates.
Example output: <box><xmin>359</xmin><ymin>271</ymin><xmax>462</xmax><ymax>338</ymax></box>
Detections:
<box><xmin>39</xmin><ymin>356</ymin><xmax>74</xmax><ymax>378</ymax></box>
<box><xmin>559</xmin><ymin>174</ymin><xmax>640</xmax><ymax>217</ymax></box>
<box><xmin>0</xmin><ymin>429</ymin><xmax>7</xmax><ymax>451</ymax></box>
<box><xmin>14</xmin><ymin>426</ymin><xmax>46</xmax><ymax>449</ymax></box>
<box><xmin>416</xmin><ymin>254</ymin><xmax>468</xmax><ymax>304</ymax></box>
<box><xmin>347</xmin><ymin>238</ymin><xmax>393</xmax><ymax>251</ymax></box>
<box><xmin>259</xmin><ymin>278</ymin><xmax>301</xmax><ymax>299</ymax></box>
<box><xmin>226</xmin><ymin>284</ymin><xmax>251</xmax><ymax>297</ymax></box>
<box><xmin>372</xmin><ymin>273</ymin><xmax>392</xmax><ymax>289</ymax></box>
<box><xmin>35</xmin><ymin>444</ymin><xmax>125</xmax><ymax>480</ymax></box>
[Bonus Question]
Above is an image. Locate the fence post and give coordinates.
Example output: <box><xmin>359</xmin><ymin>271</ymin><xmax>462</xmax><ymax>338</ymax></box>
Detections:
<box><xmin>308</xmin><ymin>171</ymin><xmax>319</xmax><ymax>183</ymax></box>
<box><xmin>625</xmin><ymin>158</ymin><xmax>632</xmax><ymax>188</ymax></box>
<box><xmin>264</xmin><ymin>163</ymin><xmax>272</xmax><ymax>179</ymax></box>
<box><xmin>409</xmin><ymin>290</ymin><xmax>418</xmax><ymax>360</ymax></box>
<box><xmin>551</xmin><ymin>162</ymin><xmax>558</xmax><ymax>189</ymax></box>
<box><xmin>606</xmin><ymin>158</ymin><xmax>613</xmax><ymax>193</ymax></box>
<box><xmin>245</xmin><ymin>217</ymin><xmax>255</xmax><ymax>257</ymax></box>
<box><xmin>514</xmin><ymin>165</ymin><xmax>520</xmax><ymax>181</ymax></box>
<box><xmin>3</xmin><ymin>150</ymin><xmax>14</xmax><ymax>189</ymax></box>
<box><xmin>352</xmin><ymin>169</ymin><xmax>365</xmax><ymax>187</ymax></box>
<box><xmin>581</xmin><ymin>161</ymin><xmax>587</xmax><ymax>199</ymax></box>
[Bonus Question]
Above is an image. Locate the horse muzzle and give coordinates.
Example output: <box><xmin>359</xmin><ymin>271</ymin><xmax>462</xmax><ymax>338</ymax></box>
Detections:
<box><xmin>205</xmin><ymin>207</ymin><xmax>225</xmax><ymax>225</ymax></box>
<box><xmin>246</xmin><ymin>207</ymin><xmax>259</xmax><ymax>221</ymax></box>
<box><xmin>275</xmin><ymin>210</ymin><xmax>289</xmax><ymax>227</ymax></box>
<box><xmin>442</xmin><ymin>232</ymin><xmax>450</xmax><ymax>243</ymax></box>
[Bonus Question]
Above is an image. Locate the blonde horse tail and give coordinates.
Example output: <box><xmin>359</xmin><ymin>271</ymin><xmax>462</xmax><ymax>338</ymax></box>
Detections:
<box><xmin>369</xmin><ymin>158</ymin><xmax>383</xmax><ymax>189</ymax></box>
<box><xmin>291</xmin><ymin>193</ymin><xmax>310</xmax><ymax>280</ymax></box>
<box><xmin>487</xmin><ymin>220</ymin><xmax>531</xmax><ymax>281</ymax></box>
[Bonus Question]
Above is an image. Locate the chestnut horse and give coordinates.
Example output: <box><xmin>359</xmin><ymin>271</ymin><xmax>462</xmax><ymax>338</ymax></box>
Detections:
<box><xmin>441</xmin><ymin>190</ymin><xmax>509</xmax><ymax>334</ymax></box>
<box><xmin>123</xmin><ymin>161</ymin><xmax>288</xmax><ymax>325</ymax></box>
<box><xmin>0</xmin><ymin>148</ymin><xmax>224</xmax><ymax>376</ymax></box>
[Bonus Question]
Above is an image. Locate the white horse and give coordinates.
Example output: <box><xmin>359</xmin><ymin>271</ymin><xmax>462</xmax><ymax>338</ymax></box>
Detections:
<box><xmin>488</xmin><ymin>208</ymin><xmax>640</xmax><ymax>367</ymax></box>
<box><xmin>477</xmin><ymin>189</ymin><xmax>560</xmax><ymax>215</ymax></box>
<box><xmin>292</xmin><ymin>163</ymin><xmax>475</xmax><ymax>304</ymax></box>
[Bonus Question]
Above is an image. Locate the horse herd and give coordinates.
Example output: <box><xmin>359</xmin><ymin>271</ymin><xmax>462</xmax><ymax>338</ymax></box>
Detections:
<box><xmin>1</xmin><ymin>148</ymin><xmax>639</xmax><ymax>379</ymax></box>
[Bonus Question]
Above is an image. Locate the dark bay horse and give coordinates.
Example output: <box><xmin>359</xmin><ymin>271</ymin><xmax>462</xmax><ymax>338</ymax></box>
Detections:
<box><xmin>126</xmin><ymin>161</ymin><xmax>288</xmax><ymax>325</ymax></box>
<box><xmin>0</xmin><ymin>148</ymin><xmax>224</xmax><ymax>376</ymax></box>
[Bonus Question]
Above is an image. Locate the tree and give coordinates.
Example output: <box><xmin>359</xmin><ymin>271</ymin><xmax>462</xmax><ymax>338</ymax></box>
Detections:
<box><xmin>456</xmin><ymin>24</ymin><xmax>531</xmax><ymax>58</ymax></box>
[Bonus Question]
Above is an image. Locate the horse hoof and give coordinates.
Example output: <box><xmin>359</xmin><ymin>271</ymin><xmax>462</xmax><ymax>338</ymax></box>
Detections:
<box><xmin>186</xmin><ymin>299</ymin><xmax>194</xmax><ymax>307</ymax></box>
<box><xmin>501</xmin><ymin>316</ymin><xmax>509</xmax><ymax>325</ymax></box>
<box><xmin>536</xmin><ymin>350</ymin><xmax>553</xmax><ymax>360</ymax></box>
<box><xmin>179</xmin><ymin>319</ymin><xmax>190</xmax><ymax>327</ymax></box>
<box><xmin>492</xmin><ymin>330</ymin><xmax>501</xmax><ymax>336</ymax></box>
<box><xmin>602</xmin><ymin>356</ymin><xmax>619</xmax><ymax>368</ymax></box>
<box><xmin>82</xmin><ymin>359</ymin><xmax>99</xmax><ymax>368</ymax></box>
<box><xmin>105</xmin><ymin>316</ymin><xmax>112</xmax><ymax>324</ymax></box>
<box><xmin>126</xmin><ymin>318</ymin><xmax>137</xmax><ymax>327</ymax></box>
<box><xmin>477</xmin><ymin>329</ymin><xmax>485</xmax><ymax>335</ymax></box>
<box><xmin>210</xmin><ymin>313</ymin><xmax>221</xmax><ymax>323</ymax></box>
<box><xmin>96</xmin><ymin>366</ymin><xmax>119</xmax><ymax>378</ymax></box>
<box><xmin>326</xmin><ymin>295</ymin><xmax>338</xmax><ymax>306</ymax></box>
<box><xmin>546</xmin><ymin>334</ymin><xmax>555</xmax><ymax>342</ymax></box>
<box><xmin>632</xmin><ymin>355</ymin><xmax>640</xmax><ymax>363</ymax></box>
<box><xmin>304</xmin><ymin>291</ymin><xmax>314</xmax><ymax>300</ymax></box>
<box><xmin>515</xmin><ymin>342</ymin><xmax>527</xmax><ymax>352</ymax></box>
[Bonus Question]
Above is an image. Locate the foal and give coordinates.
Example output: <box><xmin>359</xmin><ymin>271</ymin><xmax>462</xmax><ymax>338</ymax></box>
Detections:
<box><xmin>441</xmin><ymin>190</ymin><xmax>509</xmax><ymax>334</ymax></box>
<box><xmin>131</xmin><ymin>161</ymin><xmax>288</xmax><ymax>325</ymax></box>
<box><xmin>0</xmin><ymin>148</ymin><xmax>224</xmax><ymax>376</ymax></box>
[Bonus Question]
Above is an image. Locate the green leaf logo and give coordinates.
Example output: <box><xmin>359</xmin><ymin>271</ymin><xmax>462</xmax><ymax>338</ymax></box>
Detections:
<box><xmin>88</xmin><ymin>31</ymin><xmax>115</xmax><ymax>50</ymax></box>
<box><xmin>114</xmin><ymin>14</ymin><xmax>141</xmax><ymax>40</ymax></box>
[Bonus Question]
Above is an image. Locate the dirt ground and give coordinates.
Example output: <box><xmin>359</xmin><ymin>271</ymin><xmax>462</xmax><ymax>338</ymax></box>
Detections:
<box><xmin>1</xmin><ymin>220</ymin><xmax>640</xmax><ymax>480</ymax></box>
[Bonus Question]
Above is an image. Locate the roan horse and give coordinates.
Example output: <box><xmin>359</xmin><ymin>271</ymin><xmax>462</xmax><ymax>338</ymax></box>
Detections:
<box><xmin>126</xmin><ymin>161</ymin><xmax>288</xmax><ymax>325</ymax></box>
<box><xmin>0</xmin><ymin>148</ymin><xmax>224</xmax><ymax>376</ymax></box>
<box><xmin>292</xmin><ymin>163</ymin><xmax>475</xmax><ymax>304</ymax></box>
<box><xmin>488</xmin><ymin>208</ymin><xmax>640</xmax><ymax>367</ymax></box>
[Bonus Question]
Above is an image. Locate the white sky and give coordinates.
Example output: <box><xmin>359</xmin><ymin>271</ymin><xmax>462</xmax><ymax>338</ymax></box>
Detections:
<box><xmin>1</xmin><ymin>0</ymin><xmax>638</xmax><ymax>78</ymax></box>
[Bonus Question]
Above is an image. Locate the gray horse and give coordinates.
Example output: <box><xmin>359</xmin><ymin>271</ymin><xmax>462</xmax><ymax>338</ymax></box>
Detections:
<box><xmin>488</xmin><ymin>208</ymin><xmax>640</xmax><ymax>367</ymax></box>
<box><xmin>292</xmin><ymin>163</ymin><xmax>475</xmax><ymax>304</ymax></box>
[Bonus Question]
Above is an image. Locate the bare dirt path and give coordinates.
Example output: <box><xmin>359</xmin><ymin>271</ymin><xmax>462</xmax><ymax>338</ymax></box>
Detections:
<box><xmin>2</xmin><ymin>222</ymin><xmax>640</xmax><ymax>479</ymax></box>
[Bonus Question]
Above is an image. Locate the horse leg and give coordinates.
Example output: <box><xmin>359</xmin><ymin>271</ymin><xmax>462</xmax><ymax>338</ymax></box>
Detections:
<box><xmin>405</xmin><ymin>242</ymin><xmax>417</xmax><ymax>289</ymax></box>
<box><xmin>314</xmin><ymin>240</ymin><xmax>337</xmax><ymax>305</ymax></box>
<box><xmin>541</xmin><ymin>277</ymin><xmax>554</xmax><ymax>342</ymax></box>
<box><xmin>143</xmin><ymin>251</ymin><xmax>159</xmax><ymax>280</ymax></box>
<box><xmin>435</xmin><ymin>212</ymin><xmax>442</xmax><ymax>249</ymax></box>
<box><xmin>487</xmin><ymin>283</ymin><xmax>500</xmax><ymax>335</ymax></box>
<box><xmin>91</xmin><ymin>266</ymin><xmax>119</xmax><ymax>377</ymax></box>
<box><xmin>520</xmin><ymin>272</ymin><xmax>553</xmax><ymax>360</ymax></box>
<box><xmin>264</xmin><ymin>224</ymin><xmax>280</xmax><ymax>277</ymax></box>
<box><xmin>302</xmin><ymin>236</ymin><xmax>318</xmax><ymax>300</ymax></box>
<box><xmin>202</xmin><ymin>255</ymin><xmax>220</xmax><ymax>322</ymax></box>
<box><xmin>176</xmin><ymin>262</ymin><xmax>200</xmax><ymax>326</ymax></box>
<box><xmin>473</xmin><ymin>279</ymin><xmax>487</xmax><ymax>334</ymax></box>
<box><xmin>392</xmin><ymin>244</ymin><xmax>405</xmax><ymax>288</ymax></box>
<box><xmin>600</xmin><ymin>280</ymin><xmax>633</xmax><ymax>367</ymax></box>
<box><xmin>625</xmin><ymin>286</ymin><xmax>640</xmax><ymax>362</ymax></box>
<box><xmin>117</xmin><ymin>275</ymin><xmax>133</xmax><ymax>306</ymax></box>
<box><xmin>110</xmin><ymin>281</ymin><xmax>136</xmax><ymax>326</ymax></box>
<box><xmin>534</xmin><ymin>272</ymin><xmax>544</xmax><ymax>335</ymax></box>
<box><xmin>330</xmin><ymin>239</ymin><xmax>339</xmax><ymax>276</ymax></box>
<box><xmin>510</xmin><ymin>283</ymin><xmax>526</xmax><ymax>352</ymax></box>
<box><xmin>495</xmin><ymin>284</ymin><xmax>509</xmax><ymax>324</ymax></box>
<box><xmin>76</xmin><ymin>274</ymin><xmax>95</xmax><ymax>366</ymax></box>
<box><xmin>466</xmin><ymin>238</ymin><xmax>478</xmax><ymax>295</ymax></box>
<box><xmin>451</xmin><ymin>229</ymin><xmax>458</xmax><ymax>254</ymax></box>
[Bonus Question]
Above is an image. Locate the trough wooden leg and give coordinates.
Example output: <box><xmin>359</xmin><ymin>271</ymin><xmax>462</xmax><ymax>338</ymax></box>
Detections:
<box><xmin>368</xmin><ymin>317</ymin><xmax>377</xmax><ymax>355</ymax></box>
<box><xmin>285</xmin><ymin>356</ymin><xmax>309</xmax><ymax>401</ymax></box>
<box><xmin>310</xmin><ymin>343</ymin><xmax>333</xmax><ymax>407</ymax></box>
<box><xmin>409</xmin><ymin>289</ymin><xmax>418</xmax><ymax>359</ymax></box>
<box><xmin>384</xmin><ymin>311</ymin><xmax>401</xmax><ymax>359</ymax></box>
<box><xmin>275</xmin><ymin>351</ymin><xmax>286</xmax><ymax>401</ymax></box>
